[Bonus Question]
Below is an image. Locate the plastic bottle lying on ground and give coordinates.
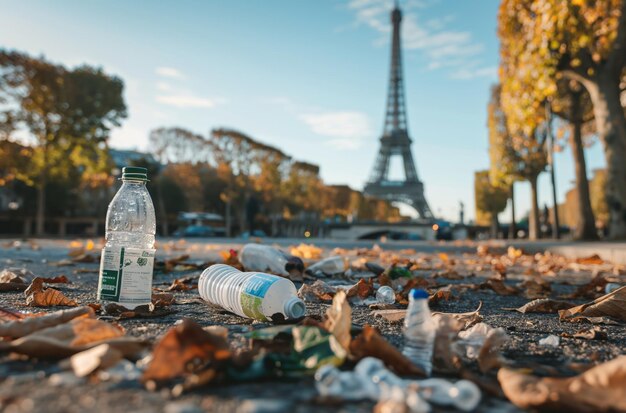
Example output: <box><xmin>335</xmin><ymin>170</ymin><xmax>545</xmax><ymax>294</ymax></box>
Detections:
<box><xmin>315</xmin><ymin>357</ymin><xmax>481</xmax><ymax>412</ymax></box>
<box><xmin>306</xmin><ymin>256</ymin><xmax>347</xmax><ymax>276</ymax></box>
<box><xmin>238</xmin><ymin>243</ymin><xmax>303</xmax><ymax>276</ymax></box>
<box><xmin>198</xmin><ymin>264</ymin><xmax>306</xmax><ymax>322</ymax></box>
<box><xmin>97</xmin><ymin>166</ymin><xmax>156</xmax><ymax>309</ymax></box>
<box><xmin>403</xmin><ymin>289</ymin><xmax>436</xmax><ymax>376</ymax></box>
<box><xmin>376</xmin><ymin>286</ymin><xmax>396</xmax><ymax>304</ymax></box>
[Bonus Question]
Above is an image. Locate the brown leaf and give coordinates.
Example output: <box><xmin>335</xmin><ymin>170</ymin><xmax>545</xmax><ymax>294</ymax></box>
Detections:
<box><xmin>559</xmin><ymin>286</ymin><xmax>626</xmax><ymax>323</ymax></box>
<box><xmin>346</xmin><ymin>279</ymin><xmax>373</xmax><ymax>300</ymax></box>
<box><xmin>512</xmin><ymin>298</ymin><xmax>576</xmax><ymax>314</ymax></box>
<box><xmin>322</xmin><ymin>290</ymin><xmax>351</xmax><ymax>352</ymax></box>
<box><xmin>142</xmin><ymin>318</ymin><xmax>231</xmax><ymax>383</ymax></box>
<box><xmin>563</xmin><ymin>327</ymin><xmax>608</xmax><ymax>341</ymax></box>
<box><xmin>518</xmin><ymin>279</ymin><xmax>551</xmax><ymax>299</ymax></box>
<box><xmin>429</xmin><ymin>285</ymin><xmax>455</xmax><ymax>303</ymax></box>
<box><xmin>0</xmin><ymin>317</ymin><xmax>144</xmax><ymax>358</ymax></box>
<box><xmin>498</xmin><ymin>356</ymin><xmax>626</xmax><ymax>412</ymax></box>
<box><xmin>564</xmin><ymin>274</ymin><xmax>608</xmax><ymax>299</ymax></box>
<box><xmin>24</xmin><ymin>278</ymin><xmax>77</xmax><ymax>307</ymax></box>
<box><xmin>0</xmin><ymin>268</ymin><xmax>36</xmax><ymax>284</ymax></box>
<box><xmin>152</xmin><ymin>292</ymin><xmax>175</xmax><ymax>307</ymax></box>
<box><xmin>481</xmin><ymin>279</ymin><xmax>520</xmax><ymax>296</ymax></box>
<box><xmin>349</xmin><ymin>325</ymin><xmax>425</xmax><ymax>377</ymax></box>
<box><xmin>432</xmin><ymin>315</ymin><xmax>463</xmax><ymax>374</ymax></box>
<box><xmin>104</xmin><ymin>303</ymin><xmax>173</xmax><ymax>319</ymax></box>
<box><xmin>432</xmin><ymin>302</ymin><xmax>483</xmax><ymax>330</ymax></box>
<box><xmin>576</xmin><ymin>254</ymin><xmax>604</xmax><ymax>265</ymax></box>
<box><xmin>371</xmin><ymin>309</ymin><xmax>407</xmax><ymax>323</ymax></box>
<box><xmin>167</xmin><ymin>279</ymin><xmax>194</xmax><ymax>291</ymax></box>
<box><xmin>70</xmin><ymin>343</ymin><xmax>124</xmax><ymax>377</ymax></box>
<box><xmin>0</xmin><ymin>306</ymin><xmax>27</xmax><ymax>322</ymax></box>
<box><xmin>297</xmin><ymin>280</ymin><xmax>335</xmax><ymax>302</ymax></box>
<box><xmin>0</xmin><ymin>306</ymin><xmax>94</xmax><ymax>339</ymax></box>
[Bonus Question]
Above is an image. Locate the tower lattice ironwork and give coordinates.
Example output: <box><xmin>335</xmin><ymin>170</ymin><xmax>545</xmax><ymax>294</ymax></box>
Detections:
<box><xmin>363</xmin><ymin>3</ymin><xmax>434</xmax><ymax>220</ymax></box>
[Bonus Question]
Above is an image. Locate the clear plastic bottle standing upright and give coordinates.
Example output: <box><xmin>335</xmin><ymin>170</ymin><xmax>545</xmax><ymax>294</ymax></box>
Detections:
<box><xmin>97</xmin><ymin>167</ymin><xmax>156</xmax><ymax>309</ymax></box>
<box><xmin>402</xmin><ymin>289</ymin><xmax>436</xmax><ymax>376</ymax></box>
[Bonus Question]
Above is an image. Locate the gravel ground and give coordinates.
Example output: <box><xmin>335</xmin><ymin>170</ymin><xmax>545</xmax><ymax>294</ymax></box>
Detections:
<box><xmin>0</xmin><ymin>239</ymin><xmax>624</xmax><ymax>413</ymax></box>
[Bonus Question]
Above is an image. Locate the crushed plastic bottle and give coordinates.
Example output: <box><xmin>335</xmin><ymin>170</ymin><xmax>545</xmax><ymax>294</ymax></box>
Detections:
<box><xmin>376</xmin><ymin>286</ymin><xmax>396</xmax><ymax>304</ymax></box>
<box><xmin>199</xmin><ymin>264</ymin><xmax>306</xmax><ymax>321</ymax></box>
<box><xmin>306</xmin><ymin>256</ymin><xmax>347</xmax><ymax>276</ymax></box>
<box><xmin>239</xmin><ymin>244</ymin><xmax>290</xmax><ymax>276</ymax></box>
<box><xmin>315</xmin><ymin>357</ymin><xmax>481</xmax><ymax>412</ymax></box>
<box><xmin>97</xmin><ymin>167</ymin><xmax>156</xmax><ymax>309</ymax></box>
<box><xmin>538</xmin><ymin>334</ymin><xmax>560</xmax><ymax>347</ymax></box>
<box><xmin>403</xmin><ymin>289</ymin><xmax>436</xmax><ymax>376</ymax></box>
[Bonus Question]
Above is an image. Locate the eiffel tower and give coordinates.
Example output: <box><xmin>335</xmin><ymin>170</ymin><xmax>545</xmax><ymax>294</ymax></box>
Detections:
<box><xmin>363</xmin><ymin>2</ymin><xmax>434</xmax><ymax>220</ymax></box>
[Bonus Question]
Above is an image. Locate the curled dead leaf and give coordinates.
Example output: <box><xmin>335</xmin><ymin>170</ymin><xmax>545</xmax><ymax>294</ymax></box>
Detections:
<box><xmin>297</xmin><ymin>280</ymin><xmax>335</xmax><ymax>302</ymax></box>
<box><xmin>498</xmin><ymin>356</ymin><xmax>626</xmax><ymax>412</ymax></box>
<box><xmin>346</xmin><ymin>279</ymin><xmax>373</xmax><ymax>300</ymax></box>
<box><xmin>559</xmin><ymin>286</ymin><xmax>626</xmax><ymax>323</ymax></box>
<box><xmin>349</xmin><ymin>324</ymin><xmax>425</xmax><ymax>377</ymax></box>
<box><xmin>151</xmin><ymin>292</ymin><xmax>175</xmax><ymax>307</ymax></box>
<box><xmin>432</xmin><ymin>302</ymin><xmax>483</xmax><ymax>330</ymax></box>
<box><xmin>70</xmin><ymin>343</ymin><xmax>123</xmax><ymax>377</ymax></box>
<box><xmin>142</xmin><ymin>318</ymin><xmax>231</xmax><ymax>383</ymax></box>
<box><xmin>512</xmin><ymin>298</ymin><xmax>576</xmax><ymax>314</ymax></box>
<box><xmin>24</xmin><ymin>278</ymin><xmax>77</xmax><ymax>307</ymax></box>
<box><xmin>480</xmin><ymin>279</ymin><xmax>519</xmax><ymax>296</ymax></box>
<box><xmin>0</xmin><ymin>306</ymin><xmax>94</xmax><ymax>338</ymax></box>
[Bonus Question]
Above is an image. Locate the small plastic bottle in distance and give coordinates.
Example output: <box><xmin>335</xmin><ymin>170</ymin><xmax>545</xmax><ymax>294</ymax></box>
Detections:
<box><xmin>239</xmin><ymin>244</ymin><xmax>290</xmax><ymax>276</ymax></box>
<box><xmin>376</xmin><ymin>286</ymin><xmax>396</xmax><ymax>304</ymax></box>
<box><xmin>97</xmin><ymin>166</ymin><xmax>156</xmax><ymax>309</ymax></box>
<box><xmin>199</xmin><ymin>264</ymin><xmax>306</xmax><ymax>321</ymax></box>
<box><xmin>402</xmin><ymin>288</ymin><xmax>436</xmax><ymax>376</ymax></box>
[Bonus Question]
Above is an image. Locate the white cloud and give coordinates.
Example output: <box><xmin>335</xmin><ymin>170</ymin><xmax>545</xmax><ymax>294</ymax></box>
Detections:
<box><xmin>299</xmin><ymin>111</ymin><xmax>372</xmax><ymax>149</ymax></box>
<box><xmin>156</xmin><ymin>94</ymin><xmax>218</xmax><ymax>109</ymax></box>
<box><xmin>156</xmin><ymin>81</ymin><xmax>172</xmax><ymax>92</ymax></box>
<box><xmin>155</xmin><ymin>67</ymin><xmax>185</xmax><ymax>79</ymax></box>
<box><xmin>450</xmin><ymin>65</ymin><xmax>497</xmax><ymax>80</ymax></box>
<box><xmin>348</xmin><ymin>0</ymin><xmax>485</xmax><ymax>77</ymax></box>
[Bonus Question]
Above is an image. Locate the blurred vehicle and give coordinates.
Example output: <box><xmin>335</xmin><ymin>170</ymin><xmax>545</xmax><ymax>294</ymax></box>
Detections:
<box><xmin>241</xmin><ymin>230</ymin><xmax>268</xmax><ymax>239</ymax></box>
<box><xmin>174</xmin><ymin>225</ymin><xmax>216</xmax><ymax>237</ymax></box>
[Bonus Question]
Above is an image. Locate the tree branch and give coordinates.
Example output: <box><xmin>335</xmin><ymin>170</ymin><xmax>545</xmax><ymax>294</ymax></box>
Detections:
<box><xmin>607</xmin><ymin>0</ymin><xmax>626</xmax><ymax>74</ymax></box>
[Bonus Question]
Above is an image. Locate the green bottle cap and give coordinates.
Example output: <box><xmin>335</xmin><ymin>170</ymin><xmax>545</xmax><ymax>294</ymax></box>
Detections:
<box><xmin>122</xmin><ymin>166</ymin><xmax>148</xmax><ymax>181</ymax></box>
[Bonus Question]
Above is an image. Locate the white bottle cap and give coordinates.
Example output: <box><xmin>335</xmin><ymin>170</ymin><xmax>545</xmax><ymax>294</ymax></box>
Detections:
<box><xmin>284</xmin><ymin>297</ymin><xmax>306</xmax><ymax>319</ymax></box>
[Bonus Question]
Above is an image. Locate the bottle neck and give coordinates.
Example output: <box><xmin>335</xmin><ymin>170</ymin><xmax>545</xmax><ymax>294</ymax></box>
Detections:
<box><xmin>121</xmin><ymin>179</ymin><xmax>147</xmax><ymax>187</ymax></box>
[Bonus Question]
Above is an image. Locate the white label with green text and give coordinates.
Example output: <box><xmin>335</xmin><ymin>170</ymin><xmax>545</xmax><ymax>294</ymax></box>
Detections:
<box><xmin>97</xmin><ymin>247</ymin><xmax>155</xmax><ymax>304</ymax></box>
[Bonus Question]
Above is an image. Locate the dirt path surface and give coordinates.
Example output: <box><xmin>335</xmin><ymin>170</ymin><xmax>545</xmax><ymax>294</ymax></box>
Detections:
<box><xmin>0</xmin><ymin>239</ymin><xmax>625</xmax><ymax>413</ymax></box>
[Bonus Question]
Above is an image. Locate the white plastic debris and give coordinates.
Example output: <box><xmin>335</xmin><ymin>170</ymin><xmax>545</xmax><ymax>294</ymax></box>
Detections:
<box><xmin>539</xmin><ymin>334</ymin><xmax>560</xmax><ymax>347</ymax></box>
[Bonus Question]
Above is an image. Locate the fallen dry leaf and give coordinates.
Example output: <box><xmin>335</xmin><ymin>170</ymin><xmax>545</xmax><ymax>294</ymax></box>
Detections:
<box><xmin>152</xmin><ymin>292</ymin><xmax>175</xmax><ymax>307</ymax></box>
<box><xmin>104</xmin><ymin>303</ymin><xmax>173</xmax><ymax>319</ymax></box>
<box><xmin>498</xmin><ymin>356</ymin><xmax>626</xmax><ymax>412</ymax></box>
<box><xmin>24</xmin><ymin>278</ymin><xmax>77</xmax><ymax>307</ymax></box>
<box><xmin>564</xmin><ymin>274</ymin><xmax>608</xmax><ymax>299</ymax></box>
<box><xmin>40</xmin><ymin>275</ymin><xmax>70</xmax><ymax>284</ymax></box>
<box><xmin>0</xmin><ymin>317</ymin><xmax>144</xmax><ymax>358</ymax></box>
<box><xmin>322</xmin><ymin>290</ymin><xmax>352</xmax><ymax>352</ymax></box>
<box><xmin>289</xmin><ymin>243</ymin><xmax>322</xmax><ymax>260</ymax></box>
<box><xmin>432</xmin><ymin>302</ymin><xmax>483</xmax><ymax>330</ymax></box>
<box><xmin>371</xmin><ymin>309</ymin><xmax>407</xmax><ymax>323</ymax></box>
<box><xmin>0</xmin><ymin>306</ymin><xmax>27</xmax><ymax>322</ymax></box>
<box><xmin>142</xmin><ymin>318</ymin><xmax>230</xmax><ymax>383</ymax></box>
<box><xmin>70</xmin><ymin>343</ymin><xmax>123</xmax><ymax>377</ymax></box>
<box><xmin>477</xmin><ymin>327</ymin><xmax>509</xmax><ymax>373</ymax></box>
<box><xmin>576</xmin><ymin>254</ymin><xmax>604</xmax><ymax>265</ymax></box>
<box><xmin>432</xmin><ymin>315</ymin><xmax>463</xmax><ymax>374</ymax></box>
<box><xmin>481</xmin><ymin>279</ymin><xmax>519</xmax><ymax>296</ymax></box>
<box><xmin>346</xmin><ymin>279</ymin><xmax>373</xmax><ymax>300</ymax></box>
<box><xmin>0</xmin><ymin>268</ymin><xmax>36</xmax><ymax>284</ymax></box>
<box><xmin>350</xmin><ymin>325</ymin><xmax>425</xmax><ymax>377</ymax></box>
<box><xmin>518</xmin><ymin>279</ymin><xmax>551</xmax><ymax>299</ymax></box>
<box><xmin>167</xmin><ymin>278</ymin><xmax>194</xmax><ymax>291</ymax></box>
<box><xmin>562</xmin><ymin>326</ymin><xmax>608</xmax><ymax>341</ymax></box>
<box><xmin>429</xmin><ymin>285</ymin><xmax>455</xmax><ymax>303</ymax></box>
<box><xmin>0</xmin><ymin>306</ymin><xmax>94</xmax><ymax>338</ymax></box>
<box><xmin>297</xmin><ymin>280</ymin><xmax>335</xmax><ymax>302</ymax></box>
<box><xmin>559</xmin><ymin>286</ymin><xmax>626</xmax><ymax>323</ymax></box>
<box><xmin>512</xmin><ymin>298</ymin><xmax>576</xmax><ymax>314</ymax></box>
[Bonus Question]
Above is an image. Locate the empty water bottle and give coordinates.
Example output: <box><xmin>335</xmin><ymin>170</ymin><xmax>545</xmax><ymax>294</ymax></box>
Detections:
<box><xmin>199</xmin><ymin>264</ymin><xmax>306</xmax><ymax>321</ymax></box>
<box><xmin>306</xmin><ymin>256</ymin><xmax>347</xmax><ymax>276</ymax></box>
<box><xmin>376</xmin><ymin>286</ymin><xmax>396</xmax><ymax>304</ymax></box>
<box><xmin>315</xmin><ymin>364</ymin><xmax>376</xmax><ymax>401</ymax></box>
<box><xmin>408</xmin><ymin>378</ymin><xmax>481</xmax><ymax>412</ymax></box>
<box><xmin>239</xmin><ymin>244</ymin><xmax>290</xmax><ymax>276</ymax></box>
<box><xmin>97</xmin><ymin>167</ymin><xmax>156</xmax><ymax>309</ymax></box>
<box><xmin>403</xmin><ymin>289</ymin><xmax>436</xmax><ymax>376</ymax></box>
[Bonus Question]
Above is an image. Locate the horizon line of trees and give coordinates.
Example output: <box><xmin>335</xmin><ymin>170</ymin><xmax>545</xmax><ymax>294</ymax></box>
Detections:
<box><xmin>0</xmin><ymin>49</ymin><xmax>402</xmax><ymax>236</ymax></box>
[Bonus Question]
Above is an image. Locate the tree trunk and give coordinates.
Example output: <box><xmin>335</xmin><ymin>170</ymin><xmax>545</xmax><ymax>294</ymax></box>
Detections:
<box><xmin>490</xmin><ymin>214</ymin><xmax>499</xmax><ymax>239</ymax></box>
<box><xmin>529</xmin><ymin>175</ymin><xmax>540</xmax><ymax>240</ymax></box>
<box><xmin>582</xmin><ymin>73</ymin><xmax>626</xmax><ymax>239</ymax></box>
<box><xmin>35</xmin><ymin>143</ymin><xmax>48</xmax><ymax>237</ymax></box>
<box><xmin>225</xmin><ymin>200</ymin><xmax>232</xmax><ymax>238</ymax></box>
<box><xmin>508</xmin><ymin>184</ymin><xmax>516</xmax><ymax>239</ymax></box>
<box><xmin>569</xmin><ymin>92</ymin><xmax>598</xmax><ymax>241</ymax></box>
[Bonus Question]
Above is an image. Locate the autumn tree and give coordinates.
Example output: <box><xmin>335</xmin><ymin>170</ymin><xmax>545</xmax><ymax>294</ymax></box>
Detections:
<box><xmin>498</xmin><ymin>0</ymin><xmax>626</xmax><ymax>239</ymax></box>
<box><xmin>475</xmin><ymin>170</ymin><xmax>509</xmax><ymax>238</ymax></box>
<box><xmin>0</xmin><ymin>50</ymin><xmax>126</xmax><ymax>235</ymax></box>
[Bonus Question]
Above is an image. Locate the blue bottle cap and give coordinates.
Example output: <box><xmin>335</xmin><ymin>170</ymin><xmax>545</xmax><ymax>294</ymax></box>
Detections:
<box><xmin>410</xmin><ymin>289</ymin><xmax>429</xmax><ymax>299</ymax></box>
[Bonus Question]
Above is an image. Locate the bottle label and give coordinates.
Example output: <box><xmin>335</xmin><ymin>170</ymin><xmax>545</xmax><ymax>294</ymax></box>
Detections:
<box><xmin>97</xmin><ymin>247</ymin><xmax>156</xmax><ymax>304</ymax></box>
<box><xmin>240</xmin><ymin>273</ymin><xmax>277</xmax><ymax>320</ymax></box>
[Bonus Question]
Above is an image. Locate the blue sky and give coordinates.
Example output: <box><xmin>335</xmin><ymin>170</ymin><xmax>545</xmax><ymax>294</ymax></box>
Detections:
<box><xmin>1</xmin><ymin>0</ymin><xmax>607</xmax><ymax>222</ymax></box>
